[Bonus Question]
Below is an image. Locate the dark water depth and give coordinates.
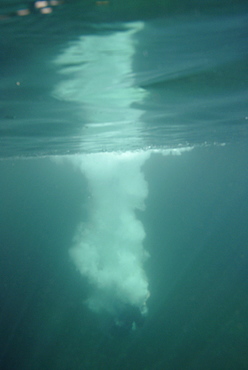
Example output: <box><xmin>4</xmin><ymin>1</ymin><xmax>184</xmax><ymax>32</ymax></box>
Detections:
<box><xmin>1</xmin><ymin>144</ymin><xmax>248</xmax><ymax>369</ymax></box>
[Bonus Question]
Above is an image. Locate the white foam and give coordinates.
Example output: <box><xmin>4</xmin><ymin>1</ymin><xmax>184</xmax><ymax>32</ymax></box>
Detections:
<box><xmin>69</xmin><ymin>151</ymin><xmax>151</xmax><ymax>313</ymax></box>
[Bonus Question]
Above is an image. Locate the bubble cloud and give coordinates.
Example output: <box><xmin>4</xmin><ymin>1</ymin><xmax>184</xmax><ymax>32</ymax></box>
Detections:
<box><xmin>69</xmin><ymin>151</ymin><xmax>151</xmax><ymax>315</ymax></box>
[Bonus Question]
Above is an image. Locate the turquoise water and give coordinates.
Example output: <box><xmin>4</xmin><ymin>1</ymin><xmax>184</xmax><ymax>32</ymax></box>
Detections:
<box><xmin>1</xmin><ymin>1</ymin><xmax>248</xmax><ymax>369</ymax></box>
<box><xmin>1</xmin><ymin>0</ymin><xmax>248</xmax><ymax>155</ymax></box>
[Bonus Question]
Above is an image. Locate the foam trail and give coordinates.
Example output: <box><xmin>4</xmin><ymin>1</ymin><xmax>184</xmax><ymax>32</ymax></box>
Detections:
<box><xmin>52</xmin><ymin>22</ymin><xmax>151</xmax><ymax>319</ymax></box>
<box><xmin>51</xmin><ymin>21</ymin><xmax>194</xmax><ymax>320</ymax></box>
<box><xmin>70</xmin><ymin>150</ymin><xmax>151</xmax><ymax>315</ymax></box>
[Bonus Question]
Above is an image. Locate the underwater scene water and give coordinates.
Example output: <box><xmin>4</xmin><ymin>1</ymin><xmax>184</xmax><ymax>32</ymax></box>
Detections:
<box><xmin>1</xmin><ymin>0</ymin><xmax>248</xmax><ymax>369</ymax></box>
